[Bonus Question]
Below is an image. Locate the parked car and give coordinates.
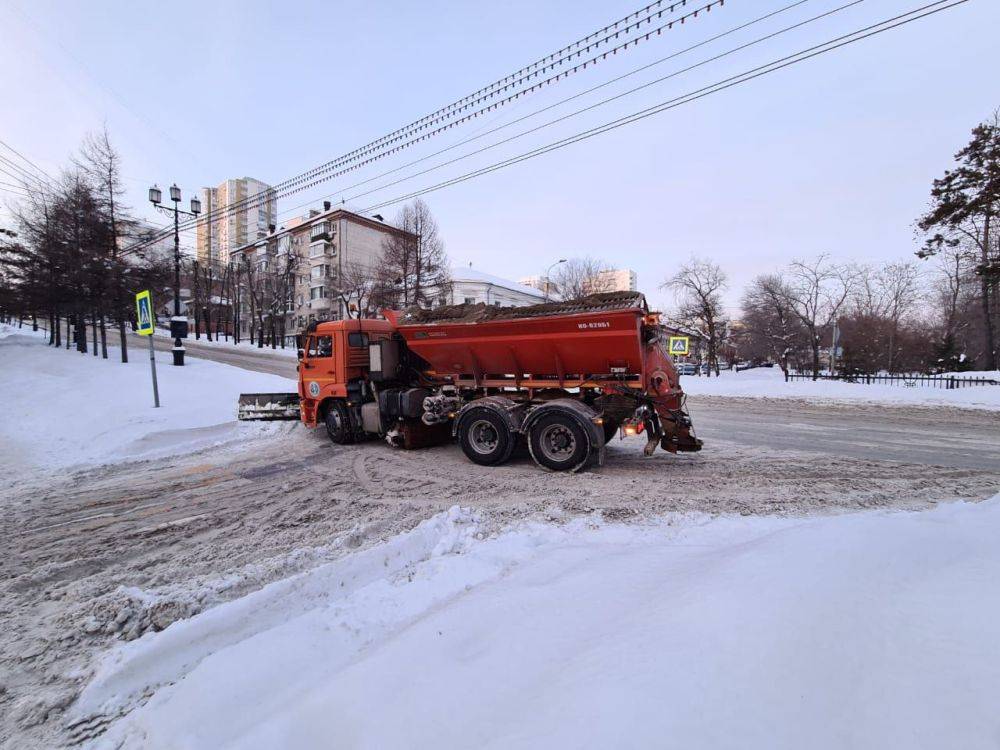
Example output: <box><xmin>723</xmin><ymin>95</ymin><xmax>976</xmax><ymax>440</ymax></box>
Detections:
<box><xmin>676</xmin><ymin>362</ymin><xmax>698</xmax><ymax>376</ymax></box>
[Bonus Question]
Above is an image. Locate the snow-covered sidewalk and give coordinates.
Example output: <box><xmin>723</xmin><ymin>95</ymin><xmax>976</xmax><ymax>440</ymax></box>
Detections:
<box><xmin>79</xmin><ymin>497</ymin><xmax>1000</xmax><ymax>750</ymax></box>
<box><xmin>0</xmin><ymin>324</ymin><xmax>295</xmax><ymax>477</ymax></box>
<box><xmin>682</xmin><ymin>366</ymin><xmax>1000</xmax><ymax>410</ymax></box>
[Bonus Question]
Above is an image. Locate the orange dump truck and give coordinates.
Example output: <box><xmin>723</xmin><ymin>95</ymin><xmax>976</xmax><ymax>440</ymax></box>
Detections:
<box><xmin>239</xmin><ymin>292</ymin><xmax>701</xmax><ymax>472</ymax></box>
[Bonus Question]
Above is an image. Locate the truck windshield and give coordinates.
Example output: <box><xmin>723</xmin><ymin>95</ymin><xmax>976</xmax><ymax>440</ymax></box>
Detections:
<box><xmin>308</xmin><ymin>335</ymin><xmax>333</xmax><ymax>358</ymax></box>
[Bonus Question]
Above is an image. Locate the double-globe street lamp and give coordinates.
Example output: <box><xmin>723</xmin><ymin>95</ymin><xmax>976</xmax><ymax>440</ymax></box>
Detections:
<box><xmin>149</xmin><ymin>183</ymin><xmax>201</xmax><ymax>365</ymax></box>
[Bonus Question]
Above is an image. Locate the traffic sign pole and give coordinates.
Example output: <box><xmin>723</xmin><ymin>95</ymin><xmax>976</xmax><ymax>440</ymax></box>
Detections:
<box><xmin>135</xmin><ymin>289</ymin><xmax>160</xmax><ymax>408</ymax></box>
<box><xmin>148</xmin><ymin>333</ymin><xmax>160</xmax><ymax>408</ymax></box>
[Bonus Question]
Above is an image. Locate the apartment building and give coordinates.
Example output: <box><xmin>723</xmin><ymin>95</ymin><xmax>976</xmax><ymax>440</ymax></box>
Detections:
<box><xmin>585</xmin><ymin>268</ymin><xmax>638</xmax><ymax>294</ymax></box>
<box><xmin>231</xmin><ymin>203</ymin><xmax>414</xmax><ymax>344</ymax></box>
<box><xmin>196</xmin><ymin>177</ymin><xmax>277</xmax><ymax>266</ymax></box>
<box><xmin>521</xmin><ymin>267</ymin><xmax>638</xmax><ymax>298</ymax></box>
<box><xmin>518</xmin><ymin>274</ymin><xmax>558</xmax><ymax>299</ymax></box>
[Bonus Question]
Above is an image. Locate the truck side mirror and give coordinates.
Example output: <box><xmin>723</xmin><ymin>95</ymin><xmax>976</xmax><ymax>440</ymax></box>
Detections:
<box><xmin>297</xmin><ymin>348</ymin><xmax>305</xmax><ymax>360</ymax></box>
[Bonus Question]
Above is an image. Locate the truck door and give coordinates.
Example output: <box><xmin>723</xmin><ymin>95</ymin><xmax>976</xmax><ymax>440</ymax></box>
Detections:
<box><xmin>302</xmin><ymin>333</ymin><xmax>338</xmax><ymax>399</ymax></box>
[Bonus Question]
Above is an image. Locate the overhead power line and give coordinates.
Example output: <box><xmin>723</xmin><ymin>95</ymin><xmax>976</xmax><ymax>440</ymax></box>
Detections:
<box><xmin>0</xmin><ymin>155</ymin><xmax>52</xmax><ymax>190</ymax></box>
<box><xmin>355</xmin><ymin>0</ymin><xmax>970</xmax><ymax>214</ymax></box>
<box><xmin>124</xmin><ymin>0</ymin><xmax>725</xmax><ymax>254</ymax></box>
<box><xmin>307</xmin><ymin>0</ymin><xmax>868</xmax><ymax>221</ymax></box>
<box><xmin>266</xmin><ymin>0</ymin><xmax>815</xmax><ymax>227</ymax></box>
<box><xmin>0</xmin><ymin>138</ymin><xmax>56</xmax><ymax>183</ymax></box>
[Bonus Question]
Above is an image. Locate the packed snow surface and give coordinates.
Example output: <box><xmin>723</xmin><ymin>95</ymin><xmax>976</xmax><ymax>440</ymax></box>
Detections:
<box><xmin>0</xmin><ymin>325</ymin><xmax>295</xmax><ymax>475</ymax></box>
<box><xmin>82</xmin><ymin>497</ymin><xmax>1000</xmax><ymax>750</ymax></box>
<box><xmin>681</xmin><ymin>365</ymin><xmax>1000</xmax><ymax>410</ymax></box>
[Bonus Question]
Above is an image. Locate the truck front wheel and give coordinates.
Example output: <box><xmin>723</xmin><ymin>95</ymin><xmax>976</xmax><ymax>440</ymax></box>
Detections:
<box><xmin>458</xmin><ymin>409</ymin><xmax>514</xmax><ymax>466</ymax></box>
<box><xmin>325</xmin><ymin>400</ymin><xmax>355</xmax><ymax>445</ymax></box>
<box><xmin>528</xmin><ymin>412</ymin><xmax>590</xmax><ymax>471</ymax></box>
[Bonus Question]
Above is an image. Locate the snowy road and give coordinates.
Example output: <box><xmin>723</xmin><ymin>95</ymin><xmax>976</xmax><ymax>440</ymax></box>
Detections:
<box><xmin>5</xmin><ymin>328</ymin><xmax>1000</xmax><ymax>748</ymax></box>
<box><xmin>5</xmin><ymin>422</ymin><xmax>1000</xmax><ymax>747</ymax></box>
<box><xmin>690</xmin><ymin>396</ymin><xmax>1000</xmax><ymax>470</ymax></box>
<box><xmin>136</xmin><ymin>341</ymin><xmax>1000</xmax><ymax>469</ymax></box>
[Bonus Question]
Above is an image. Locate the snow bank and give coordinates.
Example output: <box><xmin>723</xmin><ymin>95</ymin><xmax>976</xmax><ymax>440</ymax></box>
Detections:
<box><xmin>682</xmin><ymin>366</ymin><xmax>1000</xmax><ymax>410</ymax></box>
<box><xmin>82</xmin><ymin>497</ymin><xmax>1000</xmax><ymax>749</ymax></box>
<box><xmin>0</xmin><ymin>325</ymin><xmax>296</xmax><ymax>476</ymax></box>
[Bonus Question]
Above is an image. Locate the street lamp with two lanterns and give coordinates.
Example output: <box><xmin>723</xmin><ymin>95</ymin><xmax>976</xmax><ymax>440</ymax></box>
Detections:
<box><xmin>149</xmin><ymin>183</ymin><xmax>201</xmax><ymax>366</ymax></box>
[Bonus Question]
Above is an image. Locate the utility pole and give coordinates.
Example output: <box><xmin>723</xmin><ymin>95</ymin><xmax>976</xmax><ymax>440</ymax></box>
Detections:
<box><xmin>149</xmin><ymin>183</ymin><xmax>201</xmax><ymax>365</ymax></box>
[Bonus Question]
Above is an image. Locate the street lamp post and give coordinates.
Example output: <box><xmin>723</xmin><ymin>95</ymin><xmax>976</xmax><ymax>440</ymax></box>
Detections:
<box><xmin>543</xmin><ymin>258</ymin><xmax>567</xmax><ymax>302</ymax></box>
<box><xmin>149</xmin><ymin>183</ymin><xmax>201</xmax><ymax>365</ymax></box>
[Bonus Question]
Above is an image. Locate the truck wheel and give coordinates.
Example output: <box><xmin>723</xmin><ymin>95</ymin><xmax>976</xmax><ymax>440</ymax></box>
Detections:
<box><xmin>325</xmin><ymin>401</ymin><xmax>354</xmax><ymax>445</ymax></box>
<box><xmin>529</xmin><ymin>412</ymin><xmax>590</xmax><ymax>471</ymax></box>
<box><xmin>458</xmin><ymin>409</ymin><xmax>514</xmax><ymax>466</ymax></box>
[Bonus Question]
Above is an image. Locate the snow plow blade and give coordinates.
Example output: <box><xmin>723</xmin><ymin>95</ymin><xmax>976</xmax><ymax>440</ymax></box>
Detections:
<box><xmin>238</xmin><ymin>393</ymin><xmax>301</xmax><ymax>421</ymax></box>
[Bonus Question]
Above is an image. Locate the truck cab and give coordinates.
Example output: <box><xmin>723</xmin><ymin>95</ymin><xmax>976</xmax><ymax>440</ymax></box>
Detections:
<box><xmin>297</xmin><ymin>319</ymin><xmax>394</xmax><ymax>429</ymax></box>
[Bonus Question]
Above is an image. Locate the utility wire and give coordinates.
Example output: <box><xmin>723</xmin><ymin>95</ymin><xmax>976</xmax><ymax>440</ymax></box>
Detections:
<box><xmin>334</xmin><ymin>0</ymin><xmax>869</xmax><ymax>215</ymax></box>
<box><xmin>0</xmin><ymin>155</ymin><xmax>52</xmax><ymax>190</ymax></box>
<box><xmin>125</xmin><ymin>0</ymin><xmax>724</xmax><ymax>252</ymax></box>
<box><xmin>0</xmin><ymin>138</ymin><xmax>56</xmax><ymax>182</ymax></box>
<box><xmin>356</xmin><ymin>0</ymin><xmax>971</xmax><ymax>213</ymax></box>
<box><xmin>266</xmin><ymin>0</ymin><xmax>816</xmax><ymax>227</ymax></box>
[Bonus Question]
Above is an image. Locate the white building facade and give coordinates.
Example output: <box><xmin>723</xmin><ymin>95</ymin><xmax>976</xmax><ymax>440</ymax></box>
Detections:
<box><xmin>446</xmin><ymin>267</ymin><xmax>546</xmax><ymax>307</ymax></box>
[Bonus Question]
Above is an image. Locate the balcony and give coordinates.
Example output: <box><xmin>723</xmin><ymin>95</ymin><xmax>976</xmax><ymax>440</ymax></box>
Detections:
<box><xmin>308</xmin><ymin>241</ymin><xmax>329</xmax><ymax>259</ymax></box>
<box><xmin>310</xmin><ymin>222</ymin><xmax>332</xmax><ymax>242</ymax></box>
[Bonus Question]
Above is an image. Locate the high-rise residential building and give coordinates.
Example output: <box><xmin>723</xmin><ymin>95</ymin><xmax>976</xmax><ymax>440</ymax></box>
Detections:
<box><xmin>196</xmin><ymin>177</ymin><xmax>277</xmax><ymax>266</ymax></box>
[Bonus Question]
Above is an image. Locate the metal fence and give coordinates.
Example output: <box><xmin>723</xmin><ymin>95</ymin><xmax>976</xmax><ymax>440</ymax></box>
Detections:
<box><xmin>785</xmin><ymin>373</ymin><xmax>999</xmax><ymax>389</ymax></box>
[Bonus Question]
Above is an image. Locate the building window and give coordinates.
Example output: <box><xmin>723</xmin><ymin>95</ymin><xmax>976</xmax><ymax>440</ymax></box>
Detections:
<box><xmin>309</xmin><ymin>242</ymin><xmax>328</xmax><ymax>258</ymax></box>
<box><xmin>310</xmin><ymin>286</ymin><xmax>326</xmax><ymax>300</ymax></box>
<box><xmin>464</xmin><ymin>297</ymin><xmax>476</xmax><ymax>304</ymax></box>
<box><xmin>310</xmin><ymin>265</ymin><xmax>327</xmax><ymax>279</ymax></box>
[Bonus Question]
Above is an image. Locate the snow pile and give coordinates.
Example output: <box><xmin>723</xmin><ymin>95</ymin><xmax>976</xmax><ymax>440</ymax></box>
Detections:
<box><xmin>0</xmin><ymin>325</ymin><xmax>296</xmax><ymax>475</ymax></box>
<box><xmin>682</xmin><ymin>366</ymin><xmax>1000</xmax><ymax>410</ymax></box>
<box><xmin>80</xmin><ymin>497</ymin><xmax>1000</xmax><ymax>749</ymax></box>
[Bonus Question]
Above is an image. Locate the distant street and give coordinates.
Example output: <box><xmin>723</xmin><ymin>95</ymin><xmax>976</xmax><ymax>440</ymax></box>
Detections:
<box><xmin>138</xmin><ymin>332</ymin><xmax>297</xmax><ymax>379</ymax></box>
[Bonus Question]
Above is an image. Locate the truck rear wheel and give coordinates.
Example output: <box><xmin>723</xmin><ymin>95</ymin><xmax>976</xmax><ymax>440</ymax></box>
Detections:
<box><xmin>528</xmin><ymin>412</ymin><xmax>590</xmax><ymax>471</ymax></box>
<box><xmin>325</xmin><ymin>400</ymin><xmax>354</xmax><ymax>445</ymax></box>
<box><xmin>458</xmin><ymin>409</ymin><xmax>514</xmax><ymax>466</ymax></box>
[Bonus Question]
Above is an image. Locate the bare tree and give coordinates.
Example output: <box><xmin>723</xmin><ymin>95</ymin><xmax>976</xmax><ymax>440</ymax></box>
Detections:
<box><xmin>380</xmin><ymin>198</ymin><xmax>450</xmax><ymax>308</ymax></box>
<box><xmin>848</xmin><ymin>261</ymin><xmax>922</xmax><ymax>372</ymax></box>
<box><xmin>663</xmin><ymin>258</ymin><xmax>728</xmax><ymax>376</ymax></box>
<box><xmin>781</xmin><ymin>254</ymin><xmax>854</xmax><ymax>379</ymax></box>
<box><xmin>741</xmin><ymin>273</ymin><xmax>804</xmax><ymax>376</ymax></box>
<box><xmin>336</xmin><ymin>261</ymin><xmax>396</xmax><ymax>319</ymax></box>
<box><xmin>552</xmin><ymin>257</ymin><xmax>613</xmax><ymax>301</ymax></box>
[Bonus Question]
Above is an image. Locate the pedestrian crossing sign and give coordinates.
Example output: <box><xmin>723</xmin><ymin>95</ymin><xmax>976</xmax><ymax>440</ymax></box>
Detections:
<box><xmin>135</xmin><ymin>290</ymin><xmax>154</xmax><ymax>336</ymax></box>
<box><xmin>668</xmin><ymin>336</ymin><xmax>689</xmax><ymax>356</ymax></box>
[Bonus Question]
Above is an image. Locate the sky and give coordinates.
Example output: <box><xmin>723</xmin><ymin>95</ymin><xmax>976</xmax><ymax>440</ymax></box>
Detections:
<box><xmin>1</xmin><ymin>0</ymin><xmax>997</xmax><ymax>312</ymax></box>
